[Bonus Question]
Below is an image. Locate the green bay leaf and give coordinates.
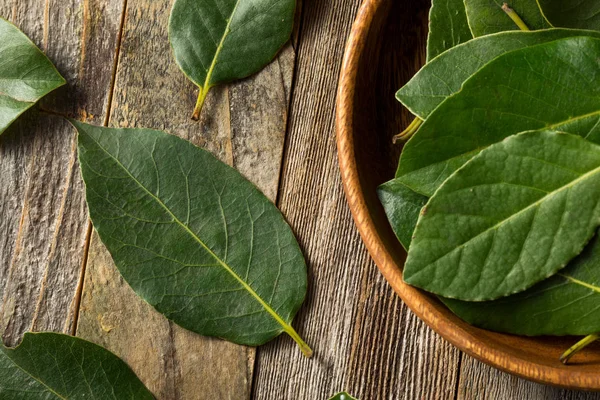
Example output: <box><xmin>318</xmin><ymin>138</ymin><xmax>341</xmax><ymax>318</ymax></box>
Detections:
<box><xmin>0</xmin><ymin>18</ymin><xmax>65</xmax><ymax>134</ymax></box>
<box><xmin>0</xmin><ymin>332</ymin><xmax>153</xmax><ymax>399</ymax></box>
<box><xmin>397</xmin><ymin>36</ymin><xmax>600</xmax><ymax>196</ymax></box>
<box><xmin>442</xmin><ymin>233</ymin><xmax>600</xmax><ymax>336</ymax></box>
<box><xmin>377</xmin><ymin>179</ymin><xmax>427</xmax><ymax>251</ymax></box>
<box><xmin>538</xmin><ymin>0</ymin><xmax>600</xmax><ymax>31</ymax></box>
<box><xmin>74</xmin><ymin>121</ymin><xmax>311</xmax><ymax>355</ymax></box>
<box><xmin>404</xmin><ymin>131</ymin><xmax>600</xmax><ymax>301</ymax></box>
<box><xmin>169</xmin><ymin>0</ymin><xmax>295</xmax><ymax>119</ymax></box>
<box><xmin>464</xmin><ymin>0</ymin><xmax>550</xmax><ymax>36</ymax></box>
<box><xmin>329</xmin><ymin>393</ymin><xmax>358</xmax><ymax>400</ymax></box>
<box><xmin>398</xmin><ymin>29</ymin><xmax>600</xmax><ymax>120</ymax></box>
<box><xmin>426</xmin><ymin>0</ymin><xmax>473</xmax><ymax>61</ymax></box>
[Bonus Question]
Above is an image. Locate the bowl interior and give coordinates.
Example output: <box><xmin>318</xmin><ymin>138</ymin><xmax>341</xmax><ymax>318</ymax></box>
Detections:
<box><xmin>347</xmin><ymin>0</ymin><xmax>600</xmax><ymax>388</ymax></box>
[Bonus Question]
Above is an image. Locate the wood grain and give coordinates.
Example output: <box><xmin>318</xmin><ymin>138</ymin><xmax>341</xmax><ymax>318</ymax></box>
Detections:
<box><xmin>0</xmin><ymin>0</ymin><xmax>124</xmax><ymax>347</ymax></box>
<box><xmin>74</xmin><ymin>0</ymin><xmax>298</xmax><ymax>398</ymax></box>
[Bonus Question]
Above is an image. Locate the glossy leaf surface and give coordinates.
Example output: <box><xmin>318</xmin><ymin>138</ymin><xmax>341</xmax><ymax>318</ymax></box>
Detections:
<box><xmin>75</xmin><ymin>121</ymin><xmax>310</xmax><ymax>353</ymax></box>
<box><xmin>169</xmin><ymin>0</ymin><xmax>295</xmax><ymax>117</ymax></box>
<box><xmin>0</xmin><ymin>332</ymin><xmax>153</xmax><ymax>399</ymax></box>
<box><xmin>0</xmin><ymin>18</ymin><xmax>65</xmax><ymax>134</ymax></box>
<box><xmin>396</xmin><ymin>37</ymin><xmax>600</xmax><ymax>196</ymax></box>
<box><xmin>398</xmin><ymin>29</ymin><xmax>600</xmax><ymax>119</ymax></box>
<box><xmin>404</xmin><ymin>131</ymin><xmax>600</xmax><ymax>301</ymax></box>
<box><xmin>377</xmin><ymin>179</ymin><xmax>427</xmax><ymax>250</ymax></box>
<box><xmin>443</xmin><ymin>234</ymin><xmax>600</xmax><ymax>336</ymax></box>
<box><xmin>538</xmin><ymin>0</ymin><xmax>600</xmax><ymax>31</ymax></box>
<box><xmin>464</xmin><ymin>0</ymin><xmax>550</xmax><ymax>36</ymax></box>
<box><xmin>427</xmin><ymin>0</ymin><xmax>472</xmax><ymax>61</ymax></box>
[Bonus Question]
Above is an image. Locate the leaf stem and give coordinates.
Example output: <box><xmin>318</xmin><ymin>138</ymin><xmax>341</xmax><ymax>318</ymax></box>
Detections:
<box><xmin>393</xmin><ymin>117</ymin><xmax>423</xmax><ymax>143</ymax></box>
<box><xmin>502</xmin><ymin>3</ymin><xmax>530</xmax><ymax>31</ymax></box>
<box><xmin>560</xmin><ymin>334</ymin><xmax>599</xmax><ymax>364</ymax></box>
<box><xmin>192</xmin><ymin>85</ymin><xmax>211</xmax><ymax>121</ymax></box>
<box><xmin>284</xmin><ymin>325</ymin><xmax>313</xmax><ymax>357</ymax></box>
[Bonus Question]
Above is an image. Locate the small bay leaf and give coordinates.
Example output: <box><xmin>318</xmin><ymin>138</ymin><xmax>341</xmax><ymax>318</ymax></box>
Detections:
<box><xmin>0</xmin><ymin>18</ymin><xmax>65</xmax><ymax>134</ymax></box>
<box><xmin>169</xmin><ymin>0</ymin><xmax>295</xmax><ymax>119</ymax></box>
<box><xmin>396</xmin><ymin>36</ymin><xmax>600</xmax><ymax>196</ymax></box>
<box><xmin>443</xmin><ymin>233</ymin><xmax>600</xmax><ymax>336</ymax></box>
<box><xmin>74</xmin><ymin>121</ymin><xmax>311</xmax><ymax>355</ymax></box>
<box><xmin>329</xmin><ymin>393</ymin><xmax>358</xmax><ymax>400</ymax></box>
<box><xmin>464</xmin><ymin>0</ymin><xmax>550</xmax><ymax>36</ymax></box>
<box><xmin>377</xmin><ymin>179</ymin><xmax>427</xmax><ymax>251</ymax></box>
<box><xmin>538</xmin><ymin>0</ymin><xmax>600</xmax><ymax>31</ymax></box>
<box><xmin>398</xmin><ymin>29</ymin><xmax>600</xmax><ymax>120</ymax></box>
<box><xmin>0</xmin><ymin>332</ymin><xmax>153</xmax><ymax>399</ymax></box>
<box><xmin>427</xmin><ymin>0</ymin><xmax>473</xmax><ymax>61</ymax></box>
<box><xmin>404</xmin><ymin>131</ymin><xmax>600</xmax><ymax>301</ymax></box>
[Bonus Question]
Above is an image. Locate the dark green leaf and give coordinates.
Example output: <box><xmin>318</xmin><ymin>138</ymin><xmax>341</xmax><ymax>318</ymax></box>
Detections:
<box><xmin>443</xmin><ymin>233</ymin><xmax>600</xmax><ymax>336</ymax></box>
<box><xmin>404</xmin><ymin>131</ymin><xmax>600</xmax><ymax>301</ymax></box>
<box><xmin>538</xmin><ymin>0</ymin><xmax>600</xmax><ymax>31</ymax></box>
<box><xmin>169</xmin><ymin>0</ymin><xmax>295</xmax><ymax>118</ymax></box>
<box><xmin>398</xmin><ymin>29</ymin><xmax>600</xmax><ymax>120</ymax></box>
<box><xmin>396</xmin><ymin>36</ymin><xmax>600</xmax><ymax>196</ymax></box>
<box><xmin>377</xmin><ymin>179</ymin><xmax>427</xmax><ymax>250</ymax></box>
<box><xmin>0</xmin><ymin>18</ymin><xmax>65</xmax><ymax>134</ymax></box>
<box><xmin>0</xmin><ymin>332</ymin><xmax>153</xmax><ymax>399</ymax></box>
<box><xmin>74</xmin><ymin>121</ymin><xmax>311</xmax><ymax>354</ymax></box>
<box><xmin>329</xmin><ymin>393</ymin><xmax>358</xmax><ymax>400</ymax></box>
<box><xmin>464</xmin><ymin>0</ymin><xmax>550</xmax><ymax>36</ymax></box>
<box><xmin>427</xmin><ymin>0</ymin><xmax>473</xmax><ymax>61</ymax></box>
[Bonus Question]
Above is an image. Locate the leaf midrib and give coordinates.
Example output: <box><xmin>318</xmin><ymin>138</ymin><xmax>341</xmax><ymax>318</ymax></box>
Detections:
<box><xmin>84</xmin><ymin>131</ymin><xmax>293</xmax><ymax>335</ymax></box>
<box><xmin>559</xmin><ymin>273</ymin><xmax>600</xmax><ymax>293</ymax></box>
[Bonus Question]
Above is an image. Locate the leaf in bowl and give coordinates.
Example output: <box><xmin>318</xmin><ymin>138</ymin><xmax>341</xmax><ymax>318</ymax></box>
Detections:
<box><xmin>169</xmin><ymin>0</ymin><xmax>295</xmax><ymax>119</ymax></box>
<box><xmin>74</xmin><ymin>121</ymin><xmax>311</xmax><ymax>355</ymax></box>
<box><xmin>0</xmin><ymin>332</ymin><xmax>153</xmax><ymax>398</ymax></box>
<box><xmin>442</xmin><ymin>233</ymin><xmax>600</xmax><ymax>336</ymax></box>
<box><xmin>404</xmin><ymin>130</ymin><xmax>600</xmax><ymax>301</ymax></box>
<box><xmin>396</xmin><ymin>36</ymin><xmax>600</xmax><ymax>197</ymax></box>
<box><xmin>538</xmin><ymin>0</ymin><xmax>600</xmax><ymax>31</ymax></box>
<box><xmin>398</xmin><ymin>29</ymin><xmax>600</xmax><ymax>120</ymax></box>
<box><xmin>464</xmin><ymin>0</ymin><xmax>550</xmax><ymax>36</ymax></box>
<box><xmin>427</xmin><ymin>0</ymin><xmax>473</xmax><ymax>61</ymax></box>
<box><xmin>0</xmin><ymin>18</ymin><xmax>65</xmax><ymax>135</ymax></box>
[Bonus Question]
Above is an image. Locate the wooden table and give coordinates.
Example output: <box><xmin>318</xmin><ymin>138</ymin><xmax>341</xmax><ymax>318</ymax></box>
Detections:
<box><xmin>1</xmin><ymin>0</ymin><xmax>599</xmax><ymax>398</ymax></box>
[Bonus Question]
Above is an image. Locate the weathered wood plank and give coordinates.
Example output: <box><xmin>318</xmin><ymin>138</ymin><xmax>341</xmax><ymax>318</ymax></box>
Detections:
<box><xmin>75</xmin><ymin>0</ymin><xmax>297</xmax><ymax>397</ymax></box>
<box><xmin>253</xmin><ymin>0</ymin><xmax>460</xmax><ymax>399</ymax></box>
<box><xmin>0</xmin><ymin>0</ymin><xmax>124</xmax><ymax>347</ymax></box>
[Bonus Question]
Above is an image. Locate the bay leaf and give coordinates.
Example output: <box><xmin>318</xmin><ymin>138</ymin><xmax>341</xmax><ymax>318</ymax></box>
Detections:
<box><xmin>398</xmin><ymin>29</ymin><xmax>600</xmax><ymax>120</ymax></box>
<box><xmin>464</xmin><ymin>0</ymin><xmax>550</xmax><ymax>36</ymax></box>
<box><xmin>404</xmin><ymin>130</ymin><xmax>600</xmax><ymax>301</ymax></box>
<box><xmin>538</xmin><ymin>0</ymin><xmax>600</xmax><ymax>31</ymax></box>
<box><xmin>396</xmin><ymin>36</ymin><xmax>600</xmax><ymax>197</ymax></box>
<box><xmin>377</xmin><ymin>179</ymin><xmax>427</xmax><ymax>251</ymax></box>
<box><xmin>74</xmin><ymin>121</ymin><xmax>311</xmax><ymax>355</ymax></box>
<box><xmin>329</xmin><ymin>393</ymin><xmax>358</xmax><ymax>400</ymax></box>
<box><xmin>169</xmin><ymin>0</ymin><xmax>295</xmax><ymax>119</ymax></box>
<box><xmin>442</xmin><ymin>233</ymin><xmax>600</xmax><ymax>336</ymax></box>
<box><xmin>427</xmin><ymin>0</ymin><xmax>473</xmax><ymax>61</ymax></box>
<box><xmin>0</xmin><ymin>18</ymin><xmax>65</xmax><ymax>135</ymax></box>
<box><xmin>0</xmin><ymin>332</ymin><xmax>153</xmax><ymax>399</ymax></box>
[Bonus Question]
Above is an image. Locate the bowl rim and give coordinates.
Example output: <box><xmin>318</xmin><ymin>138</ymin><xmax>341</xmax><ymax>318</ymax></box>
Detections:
<box><xmin>335</xmin><ymin>0</ymin><xmax>600</xmax><ymax>390</ymax></box>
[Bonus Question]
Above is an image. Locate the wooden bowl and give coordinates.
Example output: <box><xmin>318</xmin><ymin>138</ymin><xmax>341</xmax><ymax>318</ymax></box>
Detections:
<box><xmin>336</xmin><ymin>0</ymin><xmax>600</xmax><ymax>390</ymax></box>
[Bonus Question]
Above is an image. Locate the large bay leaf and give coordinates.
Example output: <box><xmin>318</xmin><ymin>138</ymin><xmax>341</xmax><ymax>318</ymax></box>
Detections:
<box><xmin>443</xmin><ymin>233</ymin><xmax>600</xmax><ymax>336</ymax></box>
<box><xmin>0</xmin><ymin>18</ymin><xmax>65</xmax><ymax>134</ymax></box>
<box><xmin>396</xmin><ymin>36</ymin><xmax>600</xmax><ymax>196</ymax></box>
<box><xmin>398</xmin><ymin>29</ymin><xmax>600</xmax><ymax>120</ymax></box>
<box><xmin>74</xmin><ymin>121</ymin><xmax>311</xmax><ymax>354</ymax></box>
<box><xmin>464</xmin><ymin>0</ymin><xmax>550</xmax><ymax>36</ymax></box>
<box><xmin>169</xmin><ymin>0</ymin><xmax>295</xmax><ymax>119</ymax></box>
<box><xmin>377</xmin><ymin>179</ymin><xmax>427</xmax><ymax>251</ymax></box>
<box><xmin>0</xmin><ymin>332</ymin><xmax>152</xmax><ymax>399</ymax></box>
<box><xmin>538</xmin><ymin>0</ymin><xmax>600</xmax><ymax>31</ymax></box>
<box><xmin>426</xmin><ymin>0</ymin><xmax>472</xmax><ymax>61</ymax></box>
<box><xmin>404</xmin><ymin>131</ymin><xmax>600</xmax><ymax>301</ymax></box>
